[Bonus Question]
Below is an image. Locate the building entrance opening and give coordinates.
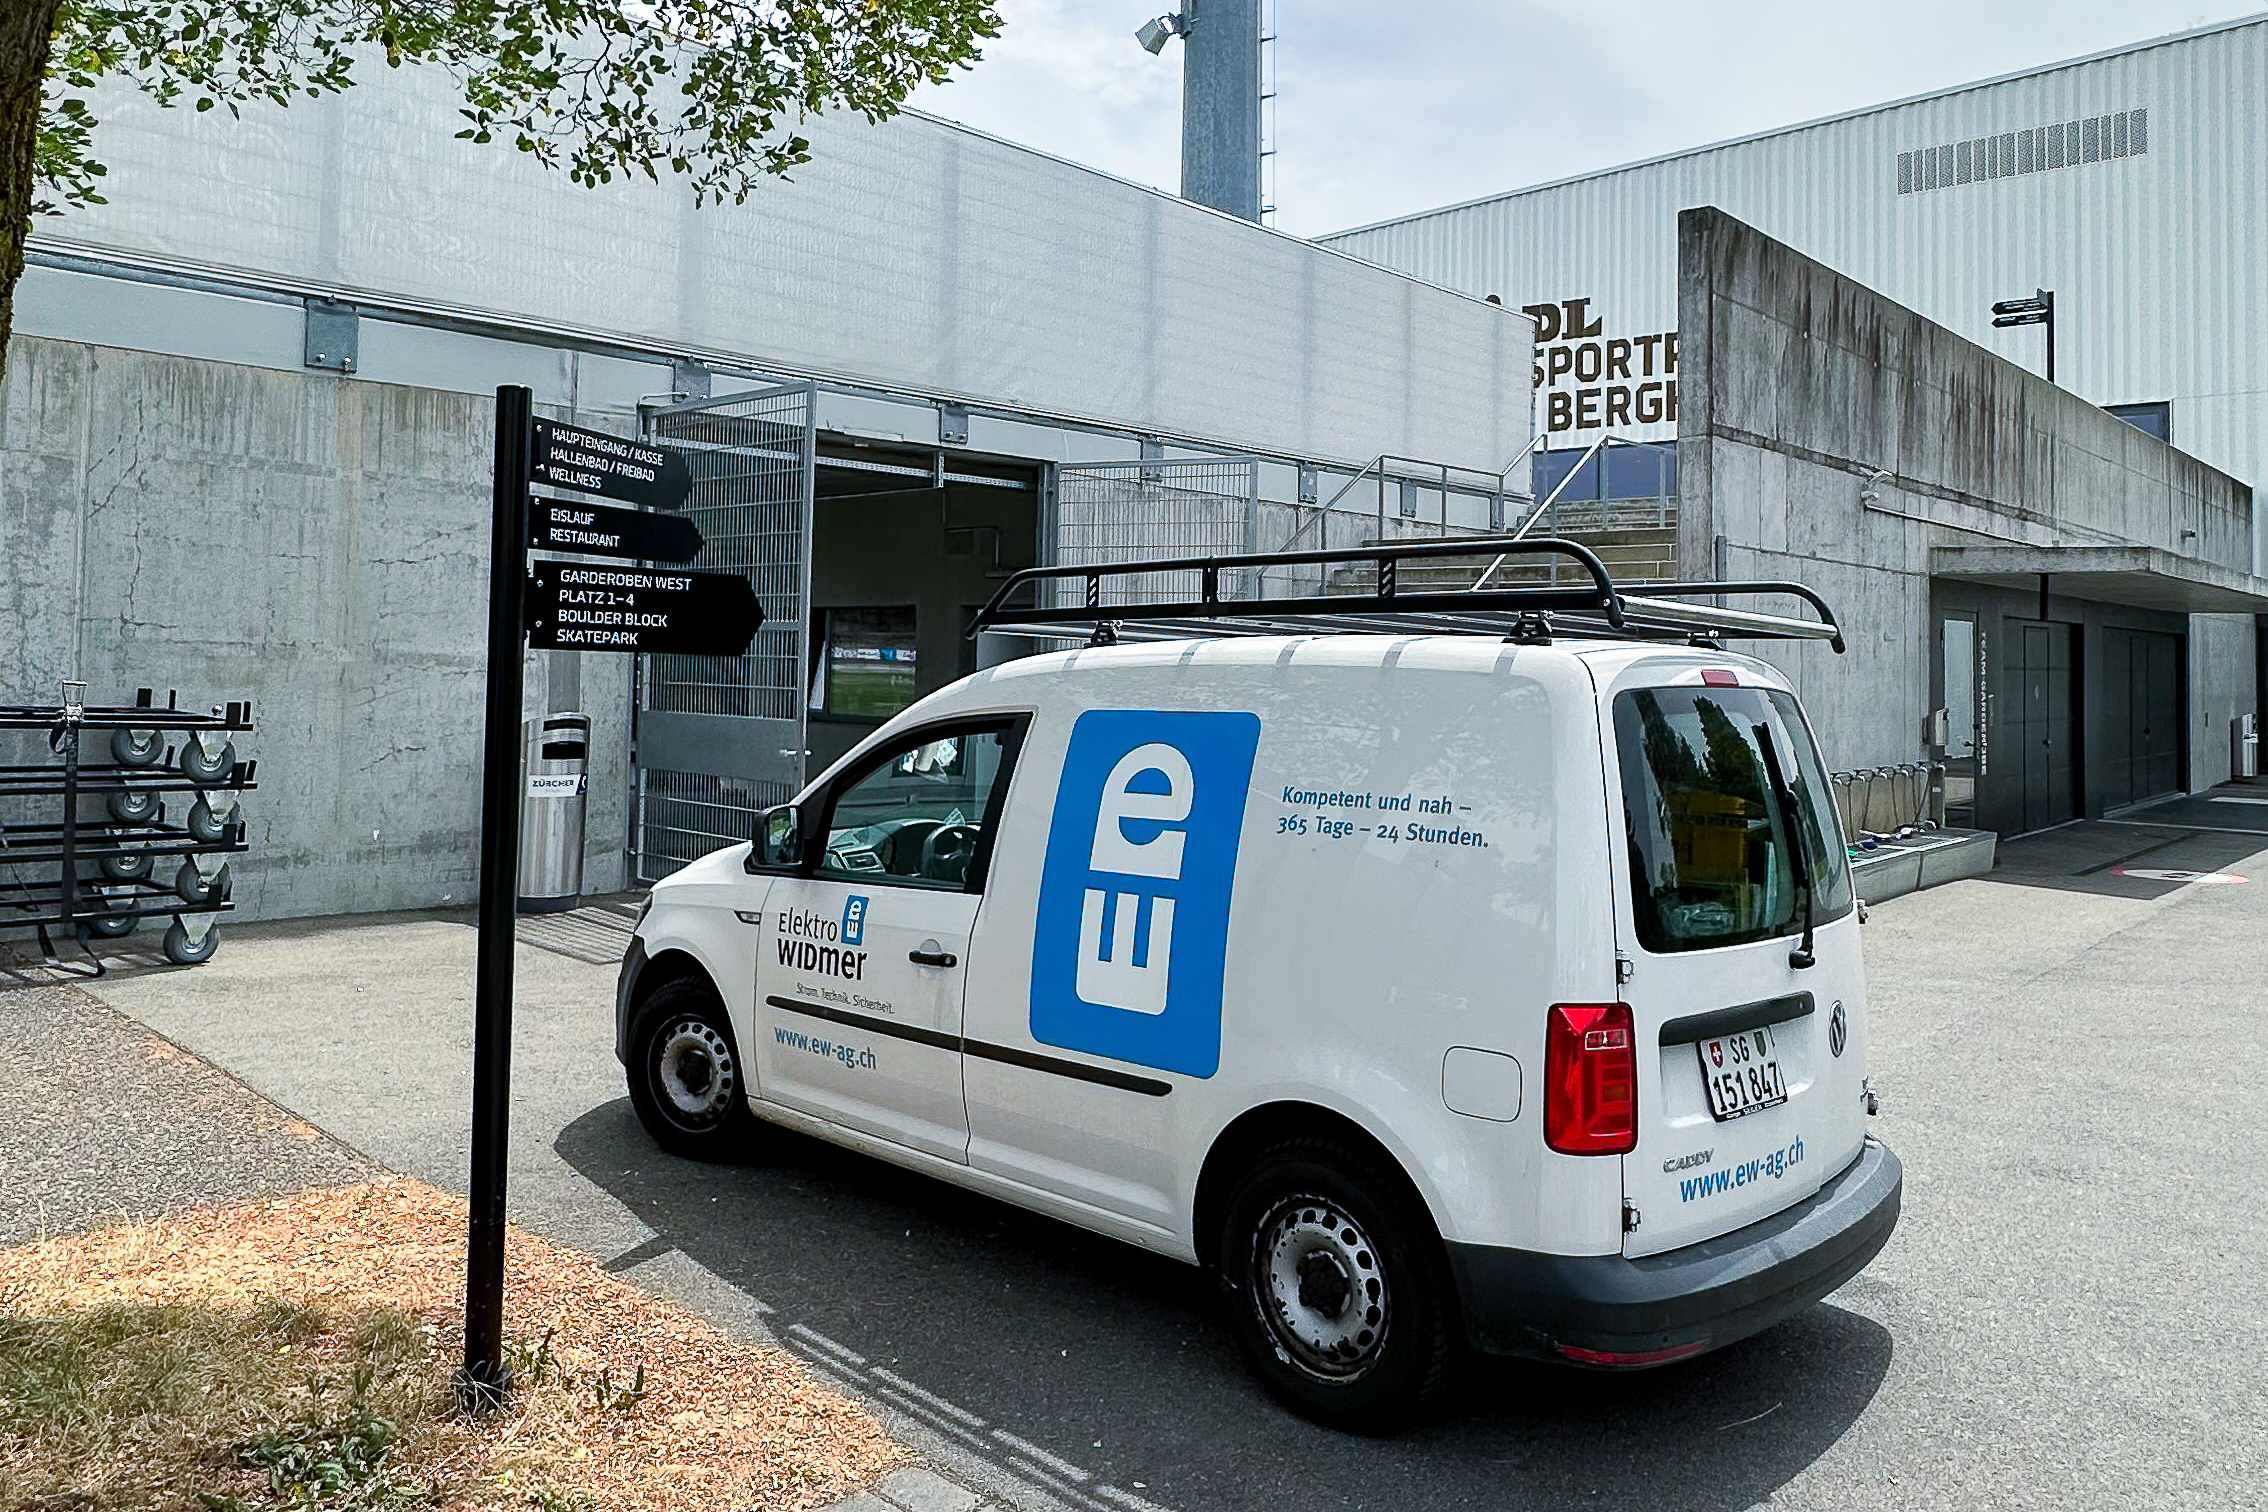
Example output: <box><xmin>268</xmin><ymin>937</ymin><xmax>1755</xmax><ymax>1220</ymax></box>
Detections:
<box><xmin>631</xmin><ymin>389</ymin><xmax>1040</xmax><ymax>881</ymax></box>
<box><xmin>805</xmin><ymin>449</ymin><xmax>1039</xmax><ymax>775</ymax></box>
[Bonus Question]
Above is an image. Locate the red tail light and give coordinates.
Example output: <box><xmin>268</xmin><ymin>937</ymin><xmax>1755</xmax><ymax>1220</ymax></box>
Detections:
<box><xmin>1544</xmin><ymin>1002</ymin><xmax>1637</xmax><ymax>1154</ymax></box>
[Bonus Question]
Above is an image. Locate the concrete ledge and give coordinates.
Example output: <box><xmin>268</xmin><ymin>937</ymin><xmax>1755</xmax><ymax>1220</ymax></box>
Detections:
<box><xmin>1851</xmin><ymin>828</ymin><xmax>1998</xmax><ymax>904</ymax></box>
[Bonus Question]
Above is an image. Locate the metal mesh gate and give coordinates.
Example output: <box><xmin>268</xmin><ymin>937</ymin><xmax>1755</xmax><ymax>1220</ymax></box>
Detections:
<box><xmin>1054</xmin><ymin>457</ymin><xmax>1260</xmax><ymax>607</ymax></box>
<box><xmin>633</xmin><ymin>383</ymin><xmax>816</xmax><ymax>882</ymax></box>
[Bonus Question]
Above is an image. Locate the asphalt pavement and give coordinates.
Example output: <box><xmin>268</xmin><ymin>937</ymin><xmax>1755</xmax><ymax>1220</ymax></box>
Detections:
<box><xmin>65</xmin><ymin>791</ymin><xmax>2268</xmax><ymax>1512</ymax></box>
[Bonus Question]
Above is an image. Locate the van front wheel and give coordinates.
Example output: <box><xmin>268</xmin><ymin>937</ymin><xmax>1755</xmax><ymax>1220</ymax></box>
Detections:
<box><xmin>625</xmin><ymin>979</ymin><xmax>759</xmax><ymax>1162</ymax></box>
<box><xmin>1218</xmin><ymin>1137</ymin><xmax>1454</xmax><ymax>1432</ymax></box>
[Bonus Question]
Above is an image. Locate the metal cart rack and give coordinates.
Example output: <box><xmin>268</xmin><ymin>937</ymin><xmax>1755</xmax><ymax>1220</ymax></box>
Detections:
<box><xmin>0</xmin><ymin>683</ymin><xmax>256</xmax><ymax>972</ymax></box>
<box><xmin>970</xmin><ymin>535</ymin><xmax>1847</xmax><ymax>652</ymax></box>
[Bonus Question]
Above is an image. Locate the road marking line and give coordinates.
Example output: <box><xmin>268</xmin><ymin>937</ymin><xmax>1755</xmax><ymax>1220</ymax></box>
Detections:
<box><xmin>785</xmin><ymin>1323</ymin><xmax>867</xmax><ymax>1367</ymax></box>
<box><xmin>868</xmin><ymin>1367</ymin><xmax>988</xmax><ymax>1428</ymax></box>
<box><xmin>1095</xmin><ymin>1486</ymin><xmax>1178</xmax><ymax>1512</ymax></box>
<box><xmin>991</xmin><ymin>1429</ymin><xmax>1093</xmax><ymax>1482</ymax></box>
<box><xmin>2099</xmin><ymin>819</ymin><xmax>2268</xmax><ymax>838</ymax></box>
<box><xmin>2209</xmin><ymin>796</ymin><xmax>2268</xmax><ymax>805</ymax></box>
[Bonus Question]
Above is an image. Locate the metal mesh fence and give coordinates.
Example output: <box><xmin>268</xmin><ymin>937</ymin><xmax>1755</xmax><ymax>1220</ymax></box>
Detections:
<box><xmin>634</xmin><ymin>384</ymin><xmax>814</xmax><ymax>881</ymax></box>
<box><xmin>634</xmin><ymin>768</ymin><xmax>797</xmax><ymax>878</ymax></box>
<box><xmin>1054</xmin><ymin>459</ymin><xmax>1258</xmax><ymax>607</ymax></box>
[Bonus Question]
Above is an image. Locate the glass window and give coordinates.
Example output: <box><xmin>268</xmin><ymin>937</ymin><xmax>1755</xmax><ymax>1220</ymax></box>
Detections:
<box><xmin>817</xmin><ymin>727</ymin><xmax>1013</xmax><ymax>888</ymax></box>
<box><xmin>818</xmin><ymin>607</ymin><xmax>917</xmax><ymax>721</ymax></box>
<box><xmin>1614</xmin><ymin>686</ymin><xmax>1854</xmax><ymax>953</ymax></box>
<box><xmin>2105</xmin><ymin>402</ymin><xmax>2170</xmax><ymax>443</ymax></box>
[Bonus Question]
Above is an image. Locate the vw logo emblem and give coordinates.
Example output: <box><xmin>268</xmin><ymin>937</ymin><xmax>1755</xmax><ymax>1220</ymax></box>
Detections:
<box><xmin>1829</xmin><ymin>1001</ymin><xmax>1848</xmax><ymax>1058</ymax></box>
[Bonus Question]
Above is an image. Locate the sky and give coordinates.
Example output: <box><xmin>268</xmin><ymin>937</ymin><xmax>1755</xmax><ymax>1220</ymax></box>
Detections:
<box><xmin>906</xmin><ymin>1</ymin><xmax>2267</xmax><ymax>238</ymax></box>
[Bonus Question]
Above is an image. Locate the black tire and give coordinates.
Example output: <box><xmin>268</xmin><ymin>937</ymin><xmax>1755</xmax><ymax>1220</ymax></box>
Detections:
<box><xmin>100</xmin><ymin>849</ymin><xmax>153</xmax><ymax>882</ymax></box>
<box><xmin>1217</xmin><ymin>1136</ymin><xmax>1457</xmax><ymax>1433</ymax></box>
<box><xmin>77</xmin><ymin>893</ymin><xmax>140</xmax><ymax>939</ymax></box>
<box><xmin>186</xmin><ymin>797</ymin><xmax>233</xmax><ymax>844</ymax></box>
<box><xmin>163</xmin><ymin>917</ymin><xmax>220</xmax><ymax>965</ymax></box>
<box><xmin>107</xmin><ymin>788</ymin><xmax>159</xmax><ymax>824</ymax></box>
<box><xmin>174</xmin><ymin>858</ymin><xmax>231</xmax><ymax>905</ymax></box>
<box><xmin>178</xmin><ymin>739</ymin><xmax>236</xmax><ymax>786</ymax></box>
<box><xmin>110</xmin><ymin>727</ymin><xmax>164</xmax><ymax>767</ymax></box>
<box><xmin>624</xmin><ymin>977</ymin><xmax>759</xmax><ymax>1161</ymax></box>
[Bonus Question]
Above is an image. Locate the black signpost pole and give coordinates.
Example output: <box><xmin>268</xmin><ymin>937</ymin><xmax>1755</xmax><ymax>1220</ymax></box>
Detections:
<box><xmin>459</xmin><ymin>384</ymin><xmax>532</xmax><ymax>1409</ymax></box>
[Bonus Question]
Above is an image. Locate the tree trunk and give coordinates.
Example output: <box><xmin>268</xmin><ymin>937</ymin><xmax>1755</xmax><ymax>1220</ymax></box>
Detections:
<box><xmin>0</xmin><ymin>0</ymin><xmax>63</xmax><ymax>387</ymax></box>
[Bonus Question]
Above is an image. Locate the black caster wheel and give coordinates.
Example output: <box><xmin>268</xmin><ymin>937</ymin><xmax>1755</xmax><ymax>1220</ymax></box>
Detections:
<box><xmin>76</xmin><ymin>894</ymin><xmax>141</xmax><ymax>940</ymax></box>
<box><xmin>186</xmin><ymin>797</ymin><xmax>235</xmax><ymax>844</ymax></box>
<box><xmin>110</xmin><ymin>728</ymin><xmax>164</xmax><ymax>767</ymax></box>
<box><xmin>100</xmin><ymin>848</ymin><xmax>153</xmax><ymax>883</ymax></box>
<box><xmin>107</xmin><ymin>789</ymin><xmax>159</xmax><ymax>824</ymax></box>
<box><xmin>163</xmin><ymin>918</ymin><xmax>220</xmax><ymax>965</ymax></box>
<box><xmin>178</xmin><ymin>739</ymin><xmax>237</xmax><ymax>787</ymax></box>
<box><xmin>173</xmin><ymin>858</ymin><xmax>231</xmax><ymax>906</ymax></box>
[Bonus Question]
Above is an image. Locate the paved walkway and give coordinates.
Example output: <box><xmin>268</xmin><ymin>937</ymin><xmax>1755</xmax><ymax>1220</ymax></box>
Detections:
<box><xmin>0</xmin><ymin>952</ymin><xmax>375</xmax><ymax>1246</ymax></box>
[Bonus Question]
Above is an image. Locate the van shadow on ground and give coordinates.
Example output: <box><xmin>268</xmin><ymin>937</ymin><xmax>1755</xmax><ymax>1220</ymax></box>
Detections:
<box><xmin>555</xmin><ymin>1102</ymin><xmax>1890</xmax><ymax>1512</ymax></box>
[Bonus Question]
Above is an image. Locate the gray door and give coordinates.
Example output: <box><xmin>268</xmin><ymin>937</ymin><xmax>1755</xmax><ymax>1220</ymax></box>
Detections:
<box><xmin>1053</xmin><ymin>457</ymin><xmax>1261</xmax><ymax>607</ymax></box>
<box><xmin>2011</xmin><ymin>621</ymin><xmax>2078</xmax><ymax>834</ymax></box>
<box><xmin>633</xmin><ymin>383</ymin><xmax>817</xmax><ymax>881</ymax></box>
<box><xmin>2103</xmin><ymin>628</ymin><xmax>2182</xmax><ymax>806</ymax></box>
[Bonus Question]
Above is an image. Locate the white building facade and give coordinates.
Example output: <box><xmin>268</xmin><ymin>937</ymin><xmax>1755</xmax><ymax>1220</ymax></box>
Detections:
<box><xmin>1323</xmin><ymin>16</ymin><xmax>2268</xmax><ymax>573</ymax></box>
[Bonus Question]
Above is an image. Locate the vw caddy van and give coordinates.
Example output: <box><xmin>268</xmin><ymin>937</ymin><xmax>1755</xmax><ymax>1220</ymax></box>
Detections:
<box><xmin>615</xmin><ymin>539</ymin><xmax>1902</xmax><ymax>1430</ymax></box>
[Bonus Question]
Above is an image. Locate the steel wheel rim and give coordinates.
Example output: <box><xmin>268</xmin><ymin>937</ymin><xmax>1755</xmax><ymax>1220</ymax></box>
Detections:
<box><xmin>1254</xmin><ymin>1194</ymin><xmax>1388</xmax><ymax>1380</ymax></box>
<box><xmin>652</xmin><ymin>1018</ymin><xmax>736</xmax><ymax>1130</ymax></box>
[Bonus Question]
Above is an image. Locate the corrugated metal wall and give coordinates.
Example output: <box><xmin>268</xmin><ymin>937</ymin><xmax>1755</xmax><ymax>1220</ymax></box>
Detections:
<box><xmin>1322</xmin><ymin>18</ymin><xmax>2268</xmax><ymax>568</ymax></box>
<box><xmin>41</xmin><ymin>63</ymin><xmax>1530</xmax><ymax>475</ymax></box>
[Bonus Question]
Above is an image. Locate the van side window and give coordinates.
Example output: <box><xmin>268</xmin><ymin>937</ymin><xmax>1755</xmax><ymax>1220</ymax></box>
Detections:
<box><xmin>815</xmin><ymin>725</ymin><xmax>1018</xmax><ymax>890</ymax></box>
<box><xmin>1613</xmin><ymin>686</ymin><xmax>1853</xmax><ymax>952</ymax></box>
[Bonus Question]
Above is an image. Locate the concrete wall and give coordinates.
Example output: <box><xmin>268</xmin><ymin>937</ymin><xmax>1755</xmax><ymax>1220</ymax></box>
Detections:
<box><xmin>1677</xmin><ymin>207</ymin><xmax>2257</xmax><ymax>788</ymax></box>
<box><xmin>0</xmin><ymin>334</ymin><xmax>631</xmax><ymax>923</ymax></box>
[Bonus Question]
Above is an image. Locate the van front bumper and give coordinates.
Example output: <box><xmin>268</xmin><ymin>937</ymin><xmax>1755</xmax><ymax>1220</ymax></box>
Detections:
<box><xmin>1445</xmin><ymin>1135</ymin><xmax>1901</xmax><ymax>1365</ymax></box>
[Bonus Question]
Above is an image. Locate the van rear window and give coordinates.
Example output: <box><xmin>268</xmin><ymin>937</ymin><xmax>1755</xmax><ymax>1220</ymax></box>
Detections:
<box><xmin>1612</xmin><ymin>686</ymin><xmax>1853</xmax><ymax>953</ymax></box>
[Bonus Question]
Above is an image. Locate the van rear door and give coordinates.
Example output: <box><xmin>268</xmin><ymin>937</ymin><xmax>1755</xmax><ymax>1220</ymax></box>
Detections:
<box><xmin>1599</xmin><ymin>670</ymin><xmax>1870</xmax><ymax>1259</ymax></box>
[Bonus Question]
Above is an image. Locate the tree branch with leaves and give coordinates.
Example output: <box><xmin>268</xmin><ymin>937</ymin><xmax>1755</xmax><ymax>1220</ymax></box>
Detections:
<box><xmin>0</xmin><ymin>0</ymin><xmax>1000</xmax><ymax>374</ymax></box>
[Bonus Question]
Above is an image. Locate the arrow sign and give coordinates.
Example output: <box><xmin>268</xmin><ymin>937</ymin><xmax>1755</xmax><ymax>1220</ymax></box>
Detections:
<box><xmin>529</xmin><ymin>498</ymin><xmax>704</xmax><ymax>563</ymax></box>
<box><xmin>526</xmin><ymin>562</ymin><xmax>764</xmax><ymax>656</ymax></box>
<box><xmin>530</xmin><ymin>419</ymin><xmax>692</xmax><ymax>509</ymax></box>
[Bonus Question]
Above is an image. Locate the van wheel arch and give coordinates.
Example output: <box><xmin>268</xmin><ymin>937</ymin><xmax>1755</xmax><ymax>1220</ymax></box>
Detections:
<box><xmin>1193</xmin><ymin>1103</ymin><xmax>1442</xmax><ymax>1274</ymax></box>
<box><xmin>633</xmin><ymin>947</ymin><xmax>715</xmax><ymax>1008</ymax></box>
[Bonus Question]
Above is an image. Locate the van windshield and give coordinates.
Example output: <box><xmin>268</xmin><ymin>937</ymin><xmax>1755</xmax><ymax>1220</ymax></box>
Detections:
<box><xmin>1612</xmin><ymin>685</ymin><xmax>1853</xmax><ymax>953</ymax></box>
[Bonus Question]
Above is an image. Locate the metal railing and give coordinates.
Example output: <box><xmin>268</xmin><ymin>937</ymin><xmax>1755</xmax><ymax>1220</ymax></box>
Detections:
<box><xmin>1831</xmin><ymin>762</ymin><xmax>1950</xmax><ymax>841</ymax></box>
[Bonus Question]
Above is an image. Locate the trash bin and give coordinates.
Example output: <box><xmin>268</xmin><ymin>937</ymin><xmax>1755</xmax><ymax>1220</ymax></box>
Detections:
<box><xmin>518</xmin><ymin>712</ymin><xmax>590</xmax><ymax>914</ymax></box>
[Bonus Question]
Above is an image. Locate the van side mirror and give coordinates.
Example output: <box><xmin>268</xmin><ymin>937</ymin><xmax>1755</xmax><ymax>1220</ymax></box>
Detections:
<box><xmin>748</xmin><ymin>803</ymin><xmax>804</xmax><ymax>871</ymax></box>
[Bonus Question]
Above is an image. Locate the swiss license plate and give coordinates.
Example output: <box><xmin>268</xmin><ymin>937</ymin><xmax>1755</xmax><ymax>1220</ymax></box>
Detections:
<box><xmin>1698</xmin><ymin>1024</ymin><xmax>1788</xmax><ymax>1121</ymax></box>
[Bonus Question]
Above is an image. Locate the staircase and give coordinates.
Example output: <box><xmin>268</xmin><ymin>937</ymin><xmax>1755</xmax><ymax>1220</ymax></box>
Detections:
<box><xmin>1324</xmin><ymin>525</ymin><xmax>1678</xmax><ymax>595</ymax></box>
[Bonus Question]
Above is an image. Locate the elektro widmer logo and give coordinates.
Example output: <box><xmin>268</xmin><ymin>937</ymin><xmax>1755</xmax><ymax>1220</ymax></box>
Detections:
<box><xmin>778</xmin><ymin>901</ymin><xmax>869</xmax><ymax>981</ymax></box>
<box><xmin>1030</xmin><ymin>710</ymin><xmax>1260</xmax><ymax>1079</ymax></box>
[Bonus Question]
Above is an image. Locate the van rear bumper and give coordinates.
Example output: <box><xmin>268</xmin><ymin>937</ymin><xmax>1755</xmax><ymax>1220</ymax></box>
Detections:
<box><xmin>1445</xmin><ymin>1136</ymin><xmax>1901</xmax><ymax>1365</ymax></box>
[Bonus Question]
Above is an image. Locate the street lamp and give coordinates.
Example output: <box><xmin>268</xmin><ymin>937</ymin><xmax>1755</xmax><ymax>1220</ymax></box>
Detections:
<box><xmin>1136</xmin><ymin>13</ymin><xmax>1184</xmax><ymax>54</ymax></box>
<box><xmin>1991</xmin><ymin>289</ymin><xmax>2056</xmax><ymax>383</ymax></box>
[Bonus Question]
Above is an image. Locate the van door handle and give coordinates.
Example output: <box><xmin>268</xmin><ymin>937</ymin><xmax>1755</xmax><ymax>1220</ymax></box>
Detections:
<box><xmin>909</xmin><ymin>943</ymin><xmax>958</xmax><ymax>968</ymax></box>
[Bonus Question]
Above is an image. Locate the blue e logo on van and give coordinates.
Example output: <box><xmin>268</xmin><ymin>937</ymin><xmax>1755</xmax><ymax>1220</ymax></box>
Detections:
<box><xmin>841</xmin><ymin>895</ymin><xmax>869</xmax><ymax>947</ymax></box>
<box><xmin>1031</xmin><ymin>710</ymin><xmax>1261</xmax><ymax>1079</ymax></box>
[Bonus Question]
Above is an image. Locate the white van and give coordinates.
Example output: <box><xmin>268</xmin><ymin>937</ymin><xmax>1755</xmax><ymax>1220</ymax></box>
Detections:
<box><xmin>615</xmin><ymin>541</ymin><xmax>1901</xmax><ymax>1430</ymax></box>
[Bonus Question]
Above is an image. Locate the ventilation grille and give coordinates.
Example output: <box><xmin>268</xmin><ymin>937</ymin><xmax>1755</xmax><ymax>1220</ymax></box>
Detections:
<box><xmin>1898</xmin><ymin>108</ymin><xmax>2146</xmax><ymax>194</ymax></box>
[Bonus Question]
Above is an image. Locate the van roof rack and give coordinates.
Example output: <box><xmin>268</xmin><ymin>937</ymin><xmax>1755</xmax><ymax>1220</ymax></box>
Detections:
<box><xmin>968</xmin><ymin>536</ymin><xmax>1846</xmax><ymax>653</ymax></box>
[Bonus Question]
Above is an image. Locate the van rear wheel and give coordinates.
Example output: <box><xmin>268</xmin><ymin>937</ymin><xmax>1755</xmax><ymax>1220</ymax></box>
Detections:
<box><xmin>625</xmin><ymin>978</ymin><xmax>759</xmax><ymax>1162</ymax></box>
<box><xmin>1218</xmin><ymin>1136</ymin><xmax>1454</xmax><ymax>1432</ymax></box>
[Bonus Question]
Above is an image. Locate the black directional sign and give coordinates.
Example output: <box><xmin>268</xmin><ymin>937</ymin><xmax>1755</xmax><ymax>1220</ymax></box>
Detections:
<box><xmin>526</xmin><ymin>561</ymin><xmax>763</xmax><ymax>656</ymax></box>
<box><xmin>530</xmin><ymin>419</ymin><xmax>692</xmax><ymax>509</ymax></box>
<box><xmin>528</xmin><ymin>498</ymin><xmax>704</xmax><ymax>563</ymax></box>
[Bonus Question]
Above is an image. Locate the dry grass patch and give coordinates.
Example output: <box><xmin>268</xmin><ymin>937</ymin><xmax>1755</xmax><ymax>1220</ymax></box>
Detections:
<box><xmin>0</xmin><ymin>1179</ymin><xmax>903</xmax><ymax>1511</ymax></box>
